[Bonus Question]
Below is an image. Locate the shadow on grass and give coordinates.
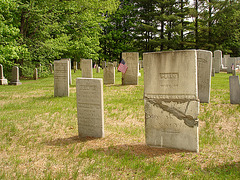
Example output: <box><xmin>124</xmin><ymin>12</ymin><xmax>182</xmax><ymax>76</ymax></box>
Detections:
<box><xmin>99</xmin><ymin>144</ymin><xmax>190</xmax><ymax>158</ymax></box>
<box><xmin>203</xmin><ymin>161</ymin><xmax>240</xmax><ymax>177</ymax></box>
<box><xmin>45</xmin><ymin>136</ymin><xmax>101</xmax><ymax>146</ymax></box>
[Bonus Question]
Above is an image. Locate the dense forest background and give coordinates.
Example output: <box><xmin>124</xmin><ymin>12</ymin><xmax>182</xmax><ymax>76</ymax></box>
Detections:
<box><xmin>1</xmin><ymin>0</ymin><xmax>240</xmax><ymax>78</ymax></box>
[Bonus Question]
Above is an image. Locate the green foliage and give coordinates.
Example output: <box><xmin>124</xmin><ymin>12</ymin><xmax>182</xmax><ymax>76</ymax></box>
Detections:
<box><xmin>0</xmin><ymin>0</ymin><xmax>120</xmax><ymax>78</ymax></box>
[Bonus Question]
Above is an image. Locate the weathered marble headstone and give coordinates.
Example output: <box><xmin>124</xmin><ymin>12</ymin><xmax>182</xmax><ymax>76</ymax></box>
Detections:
<box><xmin>76</xmin><ymin>78</ymin><xmax>104</xmax><ymax>137</ymax></box>
<box><xmin>102</xmin><ymin>61</ymin><xmax>107</xmax><ymax>69</ymax></box>
<box><xmin>122</xmin><ymin>52</ymin><xmax>139</xmax><ymax>85</ymax></box>
<box><xmin>103</xmin><ymin>63</ymin><xmax>115</xmax><ymax>84</ymax></box>
<box><xmin>9</xmin><ymin>66</ymin><xmax>22</xmax><ymax>85</ymax></box>
<box><xmin>81</xmin><ymin>59</ymin><xmax>93</xmax><ymax>78</ymax></box>
<box><xmin>213</xmin><ymin>50</ymin><xmax>222</xmax><ymax>73</ymax></box>
<box><xmin>197</xmin><ymin>50</ymin><xmax>212</xmax><ymax>103</ymax></box>
<box><xmin>143</xmin><ymin>50</ymin><xmax>199</xmax><ymax>152</ymax></box>
<box><xmin>33</xmin><ymin>68</ymin><xmax>38</xmax><ymax>80</ymax></box>
<box><xmin>54</xmin><ymin>60</ymin><xmax>69</xmax><ymax>97</ymax></box>
<box><xmin>61</xmin><ymin>58</ymin><xmax>72</xmax><ymax>85</ymax></box>
<box><xmin>229</xmin><ymin>76</ymin><xmax>240</xmax><ymax>104</ymax></box>
<box><xmin>0</xmin><ymin>64</ymin><xmax>8</xmax><ymax>85</ymax></box>
<box><xmin>227</xmin><ymin>58</ymin><xmax>236</xmax><ymax>74</ymax></box>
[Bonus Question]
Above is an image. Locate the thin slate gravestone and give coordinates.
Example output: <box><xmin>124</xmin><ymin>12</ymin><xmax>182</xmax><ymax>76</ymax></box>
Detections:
<box><xmin>122</xmin><ymin>52</ymin><xmax>139</xmax><ymax>85</ymax></box>
<box><xmin>143</xmin><ymin>50</ymin><xmax>199</xmax><ymax>152</ymax></box>
<box><xmin>197</xmin><ymin>50</ymin><xmax>212</xmax><ymax>103</ymax></box>
<box><xmin>9</xmin><ymin>66</ymin><xmax>22</xmax><ymax>85</ymax></box>
<box><xmin>33</xmin><ymin>68</ymin><xmax>38</xmax><ymax>80</ymax></box>
<box><xmin>76</xmin><ymin>78</ymin><xmax>104</xmax><ymax>138</ymax></box>
<box><xmin>213</xmin><ymin>50</ymin><xmax>222</xmax><ymax>73</ymax></box>
<box><xmin>81</xmin><ymin>59</ymin><xmax>93</xmax><ymax>78</ymax></box>
<box><xmin>103</xmin><ymin>63</ymin><xmax>115</xmax><ymax>84</ymax></box>
<box><xmin>0</xmin><ymin>64</ymin><xmax>8</xmax><ymax>85</ymax></box>
<box><xmin>229</xmin><ymin>76</ymin><xmax>240</xmax><ymax>104</ymax></box>
<box><xmin>54</xmin><ymin>60</ymin><xmax>69</xmax><ymax>97</ymax></box>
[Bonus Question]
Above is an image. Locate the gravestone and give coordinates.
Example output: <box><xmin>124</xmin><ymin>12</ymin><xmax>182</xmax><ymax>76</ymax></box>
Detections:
<box><xmin>113</xmin><ymin>61</ymin><xmax>118</xmax><ymax>69</ymax></box>
<box><xmin>140</xmin><ymin>60</ymin><xmax>144</xmax><ymax>68</ymax></box>
<box><xmin>212</xmin><ymin>68</ymin><xmax>215</xmax><ymax>77</ymax></box>
<box><xmin>76</xmin><ymin>78</ymin><xmax>104</xmax><ymax>137</ymax></box>
<box><xmin>102</xmin><ymin>61</ymin><xmax>107</xmax><ymax>69</ymax></box>
<box><xmin>197</xmin><ymin>50</ymin><xmax>212</xmax><ymax>103</ymax></box>
<box><xmin>143</xmin><ymin>50</ymin><xmax>199</xmax><ymax>152</ymax></box>
<box><xmin>96</xmin><ymin>65</ymin><xmax>100</xmax><ymax>73</ymax></box>
<box><xmin>103</xmin><ymin>63</ymin><xmax>115</xmax><ymax>84</ymax></box>
<box><xmin>9</xmin><ymin>66</ymin><xmax>22</xmax><ymax>85</ymax></box>
<box><xmin>49</xmin><ymin>63</ymin><xmax>53</xmax><ymax>74</ymax></box>
<box><xmin>122</xmin><ymin>52</ymin><xmax>139</xmax><ymax>85</ymax></box>
<box><xmin>61</xmin><ymin>58</ymin><xmax>72</xmax><ymax>84</ymax></box>
<box><xmin>227</xmin><ymin>58</ymin><xmax>236</xmax><ymax>74</ymax></box>
<box><xmin>81</xmin><ymin>59</ymin><xmax>93</xmax><ymax>78</ymax></box>
<box><xmin>0</xmin><ymin>64</ymin><xmax>8</xmax><ymax>85</ymax></box>
<box><xmin>54</xmin><ymin>60</ymin><xmax>69</xmax><ymax>97</ymax></box>
<box><xmin>33</xmin><ymin>68</ymin><xmax>38</xmax><ymax>80</ymax></box>
<box><xmin>229</xmin><ymin>76</ymin><xmax>240</xmax><ymax>104</ymax></box>
<box><xmin>213</xmin><ymin>50</ymin><xmax>222</xmax><ymax>73</ymax></box>
<box><xmin>73</xmin><ymin>61</ymin><xmax>77</xmax><ymax>73</ymax></box>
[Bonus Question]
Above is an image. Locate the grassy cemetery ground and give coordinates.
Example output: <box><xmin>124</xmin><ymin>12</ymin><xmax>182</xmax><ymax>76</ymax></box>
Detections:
<box><xmin>0</xmin><ymin>69</ymin><xmax>240</xmax><ymax>179</ymax></box>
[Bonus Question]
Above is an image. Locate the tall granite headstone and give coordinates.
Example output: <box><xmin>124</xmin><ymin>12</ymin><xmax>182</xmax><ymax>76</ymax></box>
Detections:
<box><xmin>229</xmin><ymin>76</ymin><xmax>240</xmax><ymax>104</ymax></box>
<box><xmin>103</xmin><ymin>63</ymin><xmax>115</xmax><ymax>84</ymax></box>
<box><xmin>143</xmin><ymin>50</ymin><xmax>199</xmax><ymax>152</ymax></box>
<box><xmin>9</xmin><ymin>66</ymin><xmax>22</xmax><ymax>85</ymax></box>
<box><xmin>54</xmin><ymin>60</ymin><xmax>69</xmax><ymax>97</ymax></box>
<box><xmin>213</xmin><ymin>50</ymin><xmax>222</xmax><ymax>73</ymax></box>
<box><xmin>81</xmin><ymin>59</ymin><xmax>93</xmax><ymax>78</ymax></box>
<box><xmin>197</xmin><ymin>50</ymin><xmax>212</xmax><ymax>103</ymax></box>
<box><xmin>76</xmin><ymin>78</ymin><xmax>104</xmax><ymax>137</ymax></box>
<box><xmin>122</xmin><ymin>52</ymin><xmax>139</xmax><ymax>85</ymax></box>
<box><xmin>0</xmin><ymin>64</ymin><xmax>8</xmax><ymax>85</ymax></box>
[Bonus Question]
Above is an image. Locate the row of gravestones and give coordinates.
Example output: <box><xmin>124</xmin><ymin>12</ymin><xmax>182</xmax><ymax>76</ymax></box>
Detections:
<box><xmin>0</xmin><ymin>65</ymin><xmax>22</xmax><ymax>85</ymax></box>
<box><xmin>54</xmin><ymin>50</ymin><xmax>214</xmax><ymax>153</ymax></box>
<box><xmin>212</xmin><ymin>50</ymin><xmax>240</xmax><ymax>104</ymax></box>
<box><xmin>0</xmin><ymin>63</ymin><xmax>54</xmax><ymax>85</ymax></box>
<box><xmin>212</xmin><ymin>50</ymin><xmax>240</xmax><ymax>74</ymax></box>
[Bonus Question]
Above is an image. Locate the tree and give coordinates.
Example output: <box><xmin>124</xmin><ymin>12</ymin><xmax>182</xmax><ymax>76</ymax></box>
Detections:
<box><xmin>100</xmin><ymin>0</ymin><xmax>137</xmax><ymax>62</ymax></box>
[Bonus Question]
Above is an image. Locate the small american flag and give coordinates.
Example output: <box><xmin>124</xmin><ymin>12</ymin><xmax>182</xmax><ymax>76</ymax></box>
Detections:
<box><xmin>118</xmin><ymin>59</ymin><xmax>128</xmax><ymax>74</ymax></box>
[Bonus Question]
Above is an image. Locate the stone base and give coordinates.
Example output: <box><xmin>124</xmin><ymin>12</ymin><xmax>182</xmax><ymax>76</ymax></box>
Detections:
<box><xmin>9</xmin><ymin>81</ymin><xmax>22</xmax><ymax>85</ymax></box>
<box><xmin>145</xmin><ymin>98</ymin><xmax>199</xmax><ymax>152</ymax></box>
<box><xmin>0</xmin><ymin>79</ymin><xmax>8</xmax><ymax>85</ymax></box>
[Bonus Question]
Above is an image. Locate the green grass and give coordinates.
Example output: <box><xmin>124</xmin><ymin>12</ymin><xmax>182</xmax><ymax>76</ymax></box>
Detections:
<box><xmin>0</xmin><ymin>69</ymin><xmax>240</xmax><ymax>179</ymax></box>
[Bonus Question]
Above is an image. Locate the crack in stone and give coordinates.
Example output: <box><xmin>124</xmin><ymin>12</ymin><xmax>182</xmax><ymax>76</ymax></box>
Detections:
<box><xmin>145</xmin><ymin>97</ymin><xmax>198</xmax><ymax>127</ymax></box>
